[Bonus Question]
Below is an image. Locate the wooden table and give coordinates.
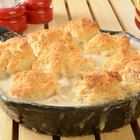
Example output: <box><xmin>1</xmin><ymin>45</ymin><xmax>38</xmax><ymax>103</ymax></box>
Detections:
<box><xmin>0</xmin><ymin>0</ymin><xmax>140</xmax><ymax>140</ymax></box>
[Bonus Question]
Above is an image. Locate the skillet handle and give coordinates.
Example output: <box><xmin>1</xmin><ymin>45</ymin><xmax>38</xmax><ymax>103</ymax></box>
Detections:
<box><xmin>0</xmin><ymin>26</ymin><xmax>19</xmax><ymax>42</ymax></box>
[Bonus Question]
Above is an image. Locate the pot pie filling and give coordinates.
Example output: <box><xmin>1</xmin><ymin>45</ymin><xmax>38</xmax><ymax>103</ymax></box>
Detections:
<box><xmin>0</xmin><ymin>18</ymin><xmax>140</xmax><ymax>106</ymax></box>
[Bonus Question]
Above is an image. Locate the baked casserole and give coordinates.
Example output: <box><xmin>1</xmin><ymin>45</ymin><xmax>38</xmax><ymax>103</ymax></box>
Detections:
<box><xmin>0</xmin><ymin>18</ymin><xmax>140</xmax><ymax>106</ymax></box>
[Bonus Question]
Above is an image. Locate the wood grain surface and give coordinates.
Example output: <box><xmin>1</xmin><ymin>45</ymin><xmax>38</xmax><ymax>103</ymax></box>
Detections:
<box><xmin>49</xmin><ymin>0</ymin><xmax>69</xmax><ymax>28</ymax></box>
<box><xmin>61</xmin><ymin>135</ymin><xmax>95</xmax><ymax>140</ymax></box>
<box><xmin>67</xmin><ymin>0</ymin><xmax>92</xmax><ymax>20</ymax></box>
<box><xmin>110</xmin><ymin>0</ymin><xmax>140</xmax><ymax>38</ymax></box>
<box><xmin>19</xmin><ymin>125</ymin><xmax>52</xmax><ymax>140</ymax></box>
<box><xmin>0</xmin><ymin>108</ymin><xmax>13</xmax><ymax>140</ymax></box>
<box><xmin>88</xmin><ymin>0</ymin><xmax>123</xmax><ymax>31</ymax></box>
<box><xmin>23</xmin><ymin>24</ymin><xmax>44</xmax><ymax>35</ymax></box>
<box><xmin>100</xmin><ymin>125</ymin><xmax>135</xmax><ymax>140</ymax></box>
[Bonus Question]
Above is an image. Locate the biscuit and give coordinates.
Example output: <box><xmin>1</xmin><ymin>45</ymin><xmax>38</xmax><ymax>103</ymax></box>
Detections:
<box><xmin>32</xmin><ymin>42</ymin><xmax>68</xmax><ymax>77</ymax></box>
<box><xmin>9</xmin><ymin>70</ymin><xmax>59</xmax><ymax>100</ymax></box>
<box><xmin>32</xmin><ymin>42</ymin><xmax>94</xmax><ymax>78</ymax></box>
<box><xmin>60</xmin><ymin>18</ymin><xmax>100</xmax><ymax>45</ymax></box>
<box><xmin>0</xmin><ymin>37</ymin><xmax>35</xmax><ymax>79</ymax></box>
<box><xmin>102</xmin><ymin>48</ymin><xmax>140</xmax><ymax>72</ymax></box>
<box><xmin>120</xmin><ymin>61</ymin><xmax>140</xmax><ymax>93</ymax></box>
<box><xmin>27</xmin><ymin>29</ymin><xmax>81</xmax><ymax>56</ymax></box>
<box><xmin>73</xmin><ymin>71</ymin><xmax>124</xmax><ymax>105</ymax></box>
<box><xmin>84</xmin><ymin>33</ymin><xmax>130</xmax><ymax>56</ymax></box>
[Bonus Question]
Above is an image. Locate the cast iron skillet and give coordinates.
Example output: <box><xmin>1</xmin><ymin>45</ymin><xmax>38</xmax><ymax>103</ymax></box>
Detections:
<box><xmin>0</xmin><ymin>26</ymin><xmax>140</xmax><ymax>136</ymax></box>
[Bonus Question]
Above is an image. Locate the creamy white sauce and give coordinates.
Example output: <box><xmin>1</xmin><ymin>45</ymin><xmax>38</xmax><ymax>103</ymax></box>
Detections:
<box><xmin>84</xmin><ymin>54</ymin><xmax>105</xmax><ymax>69</ymax></box>
<box><xmin>38</xmin><ymin>78</ymin><xmax>80</xmax><ymax>106</ymax></box>
<box><xmin>130</xmin><ymin>40</ymin><xmax>140</xmax><ymax>53</ymax></box>
<box><xmin>0</xmin><ymin>77</ymin><xmax>12</xmax><ymax>93</ymax></box>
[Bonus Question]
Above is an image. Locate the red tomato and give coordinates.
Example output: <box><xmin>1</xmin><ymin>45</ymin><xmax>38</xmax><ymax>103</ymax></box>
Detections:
<box><xmin>135</xmin><ymin>18</ymin><xmax>140</xmax><ymax>30</ymax></box>
<box><xmin>0</xmin><ymin>15</ymin><xmax>27</xmax><ymax>33</ymax></box>
<box><xmin>24</xmin><ymin>0</ymin><xmax>52</xmax><ymax>10</ymax></box>
<box><xmin>26</xmin><ymin>7</ymin><xmax>53</xmax><ymax>24</ymax></box>
<box><xmin>0</xmin><ymin>3</ymin><xmax>25</xmax><ymax>20</ymax></box>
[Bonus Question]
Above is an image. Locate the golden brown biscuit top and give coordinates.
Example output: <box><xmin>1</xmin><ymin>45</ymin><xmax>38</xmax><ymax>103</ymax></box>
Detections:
<box><xmin>102</xmin><ymin>48</ymin><xmax>140</xmax><ymax>72</ymax></box>
<box><xmin>73</xmin><ymin>71</ymin><xmax>124</xmax><ymax>105</ymax></box>
<box><xmin>9</xmin><ymin>70</ymin><xmax>59</xmax><ymax>99</ymax></box>
<box><xmin>113</xmin><ymin>35</ymin><xmax>130</xmax><ymax>48</ymax></box>
<box><xmin>4</xmin><ymin>37</ymin><xmax>30</xmax><ymax>50</ymax></box>
<box><xmin>32</xmin><ymin>42</ymin><xmax>68</xmax><ymax>76</ymax></box>
<box><xmin>0</xmin><ymin>37</ymin><xmax>35</xmax><ymax>78</ymax></box>
<box><xmin>85</xmin><ymin>33</ymin><xmax>130</xmax><ymax>55</ymax></box>
<box><xmin>27</xmin><ymin>29</ymin><xmax>82</xmax><ymax>56</ymax></box>
<box><xmin>2</xmin><ymin>37</ymin><xmax>35</xmax><ymax>59</ymax></box>
<box><xmin>38</xmin><ymin>29</ymin><xmax>71</xmax><ymax>49</ymax></box>
<box><xmin>118</xmin><ymin>60</ymin><xmax>140</xmax><ymax>93</ymax></box>
<box><xmin>84</xmin><ymin>71</ymin><xmax>122</xmax><ymax>92</ymax></box>
<box><xmin>60</xmin><ymin>18</ymin><xmax>100</xmax><ymax>44</ymax></box>
<box><xmin>32</xmin><ymin>42</ymin><xmax>94</xmax><ymax>78</ymax></box>
<box><xmin>120</xmin><ymin>61</ymin><xmax>140</xmax><ymax>82</ymax></box>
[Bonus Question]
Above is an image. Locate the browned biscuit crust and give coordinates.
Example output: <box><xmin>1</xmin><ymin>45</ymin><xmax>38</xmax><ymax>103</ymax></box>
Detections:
<box><xmin>0</xmin><ymin>37</ymin><xmax>35</xmax><ymax>78</ymax></box>
<box><xmin>85</xmin><ymin>33</ymin><xmax>130</xmax><ymax>56</ymax></box>
<box><xmin>73</xmin><ymin>71</ymin><xmax>124</xmax><ymax>105</ymax></box>
<box><xmin>32</xmin><ymin>42</ymin><xmax>94</xmax><ymax>78</ymax></box>
<box><xmin>60</xmin><ymin>18</ymin><xmax>100</xmax><ymax>44</ymax></box>
<box><xmin>9</xmin><ymin>70</ymin><xmax>59</xmax><ymax>99</ymax></box>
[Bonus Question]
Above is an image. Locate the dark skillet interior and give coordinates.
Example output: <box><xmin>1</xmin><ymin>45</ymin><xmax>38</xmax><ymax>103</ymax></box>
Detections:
<box><xmin>0</xmin><ymin>26</ymin><xmax>140</xmax><ymax>136</ymax></box>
